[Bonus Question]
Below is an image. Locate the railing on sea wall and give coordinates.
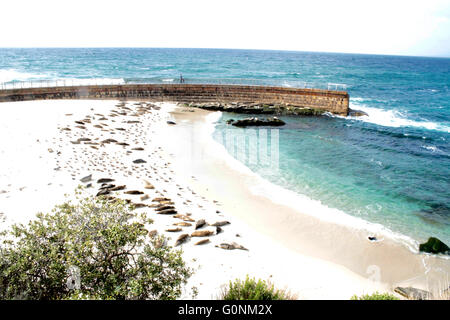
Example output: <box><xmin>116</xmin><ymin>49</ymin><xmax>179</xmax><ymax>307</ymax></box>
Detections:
<box><xmin>0</xmin><ymin>78</ymin><xmax>348</xmax><ymax>92</ymax></box>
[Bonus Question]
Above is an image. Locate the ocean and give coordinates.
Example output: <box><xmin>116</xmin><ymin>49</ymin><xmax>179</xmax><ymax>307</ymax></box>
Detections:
<box><xmin>0</xmin><ymin>48</ymin><xmax>449</xmax><ymax>246</ymax></box>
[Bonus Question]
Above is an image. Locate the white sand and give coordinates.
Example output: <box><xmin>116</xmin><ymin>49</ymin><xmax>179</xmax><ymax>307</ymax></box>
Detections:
<box><xmin>0</xmin><ymin>99</ymin><xmax>447</xmax><ymax>300</ymax></box>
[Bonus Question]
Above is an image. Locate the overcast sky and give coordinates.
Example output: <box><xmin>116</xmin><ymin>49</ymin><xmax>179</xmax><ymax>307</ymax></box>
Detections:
<box><xmin>1</xmin><ymin>0</ymin><xmax>449</xmax><ymax>57</ymax></box>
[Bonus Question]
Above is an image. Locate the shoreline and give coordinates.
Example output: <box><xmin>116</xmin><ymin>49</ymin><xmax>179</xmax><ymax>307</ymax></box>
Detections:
<box><xmin>163</xmin><ymin>105</ymin><xmax>450</xmax><ymax>297</ymax></box>
<box><xmin>0</xmin><ymin>99</ymin><xmax>448</xmax><ymax>299</ymax></box>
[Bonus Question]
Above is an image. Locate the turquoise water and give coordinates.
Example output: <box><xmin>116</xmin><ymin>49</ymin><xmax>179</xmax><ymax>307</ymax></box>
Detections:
<box><xmin>0</xmin><ymin>48</ymin><xmax>449</xmax><ymax>244</ymax></box>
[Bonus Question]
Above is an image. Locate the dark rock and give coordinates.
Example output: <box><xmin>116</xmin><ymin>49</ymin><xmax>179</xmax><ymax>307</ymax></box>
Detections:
<box><xmin>368</xmin><ymin>236</ymin><xmax>377</xmax><ymax>241</ymax></box>
<box><xmin>349</xmin><ymin>109</ymin><xmax>369</xmax><ymax>117</ymax></box>
<box><xmin>419</xmin><ymin>237</ymin><xmax>450</xmax><ymax>255</ymax></box>
<box><xmin>394</xmin><ymin>287</ymin><xmax>433</xmax><ymax>300</ymax></box>
<box><xmin>133</xmin><ymin>159</ymin><xmax>147</xmax><ymax>164</ymax></box>
<box><xmin>167</xmin><ymin>120</ymin><xmax>176</xmax><ymax>125</ymax></box>
<box><xmin>292</xmin><ymin>107</ymin><xmax>325</xmax><ymax>116</ymax></box>
<box><xmin>226</xmin><ymin>119</ymin><xmax>235</xmax><ymax>125</ymax></box>
<box><xmin>232</xmin><ymin>117</ymin><xmax>285</xmax><ymax>128</ymax></box>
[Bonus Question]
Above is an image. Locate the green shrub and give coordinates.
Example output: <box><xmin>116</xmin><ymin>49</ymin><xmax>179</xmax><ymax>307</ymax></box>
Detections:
<box><xmin>351</xmin><ymin>292</ymin><xmax>399</xmax><ymax>300</ymax></box>
<box><xmin>0</xmin><ymin>195</ymin><xmax>192</xmax><ymax>300</ymax></box>
<box><xmin>219</xmin><ymin>275</ymin><xmax>295</xmax><ymax>300</ymax></box>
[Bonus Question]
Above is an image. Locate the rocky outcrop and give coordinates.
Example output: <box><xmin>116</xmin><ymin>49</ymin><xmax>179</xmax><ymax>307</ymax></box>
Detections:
<box><xmin>348</xmin><ymin>108</ymin><xmax>369</xmax><ymax>117</ymax></box>
<box><xmin>190</xmin><ymin>102</ymin><xmax>326</xmax><ymax>116</ymax></box>
<box><xmin>419</xmin><ymin>237</ymin><xmax>450</xmax><ymax>255</ymax></box>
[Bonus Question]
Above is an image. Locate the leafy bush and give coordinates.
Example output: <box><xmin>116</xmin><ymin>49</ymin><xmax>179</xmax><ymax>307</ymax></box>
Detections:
<box><xmin>219</xmin><ymin>275</ymin><xmax>295</xmax><ymax>300</ymax></box>
<box><xmin>351</xmin><ymin>292</ymin><xmax>399</xmax><ymax>300</ymax></box>
<box><xmin>0</xmin><ymin>195</ymin><xmax>191</xmax><ymax>300</ymax></box>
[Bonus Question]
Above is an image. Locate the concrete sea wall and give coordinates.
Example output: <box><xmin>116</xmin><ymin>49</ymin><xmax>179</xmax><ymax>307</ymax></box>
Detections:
<box><xmin>0</xmin><ymin>84</ymin><xmax>349</xmax><ymax>115</ymax></box>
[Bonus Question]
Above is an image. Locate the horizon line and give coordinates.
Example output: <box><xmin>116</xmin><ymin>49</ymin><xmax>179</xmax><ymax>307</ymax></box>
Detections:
<box><xmin>0</xmin><ymin>46</ymin><xmax>449</xmax><ymax>59</ymax></box>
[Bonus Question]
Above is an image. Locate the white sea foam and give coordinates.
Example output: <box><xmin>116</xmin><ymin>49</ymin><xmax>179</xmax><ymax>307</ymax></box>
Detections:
<box><xmin>0</xmin><ymin>68</ymin><xmax>48</xmax><ymax>84</ymax></box>
<box><xmin>348</xmin><ymin>99</ymin><xmax>450</xmax><ymax>133</ymax></box>
<box><xmin>1</xmin><ymin>75</ymin><xmax>125</xmax><ymax>89</ymax></box>
<box><xmin>64</xmin><ymin>78</ymin><xmax>125</xmax><ymax>86</ymax></box>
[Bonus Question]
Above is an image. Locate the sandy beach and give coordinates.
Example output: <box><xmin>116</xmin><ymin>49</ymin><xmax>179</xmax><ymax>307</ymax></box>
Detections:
<box><xmin>0</xmin><ymin>99</ymin><xmax>448</xmax><ymax>300</ymax></box>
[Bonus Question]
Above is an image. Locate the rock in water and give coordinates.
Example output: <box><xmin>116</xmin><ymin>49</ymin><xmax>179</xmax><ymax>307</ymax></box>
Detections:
<box><xmin>394</xmin><ymin>287</ymin><xmax>433</xmax><ymax>300</ymax></box>
<box><xmin>231</xmin><ymin>117</ymin><xmax>285</xmax><ymax>128</ymax></box>
<box><xmin>348</xmin><ymin>109</ymin><xmax>369</xmax><ymax>117</ymax></box>
<box><xmin>419</xmin><ymin>237</ymin><xmax>450</xmax><ymax>255</ymax></box>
